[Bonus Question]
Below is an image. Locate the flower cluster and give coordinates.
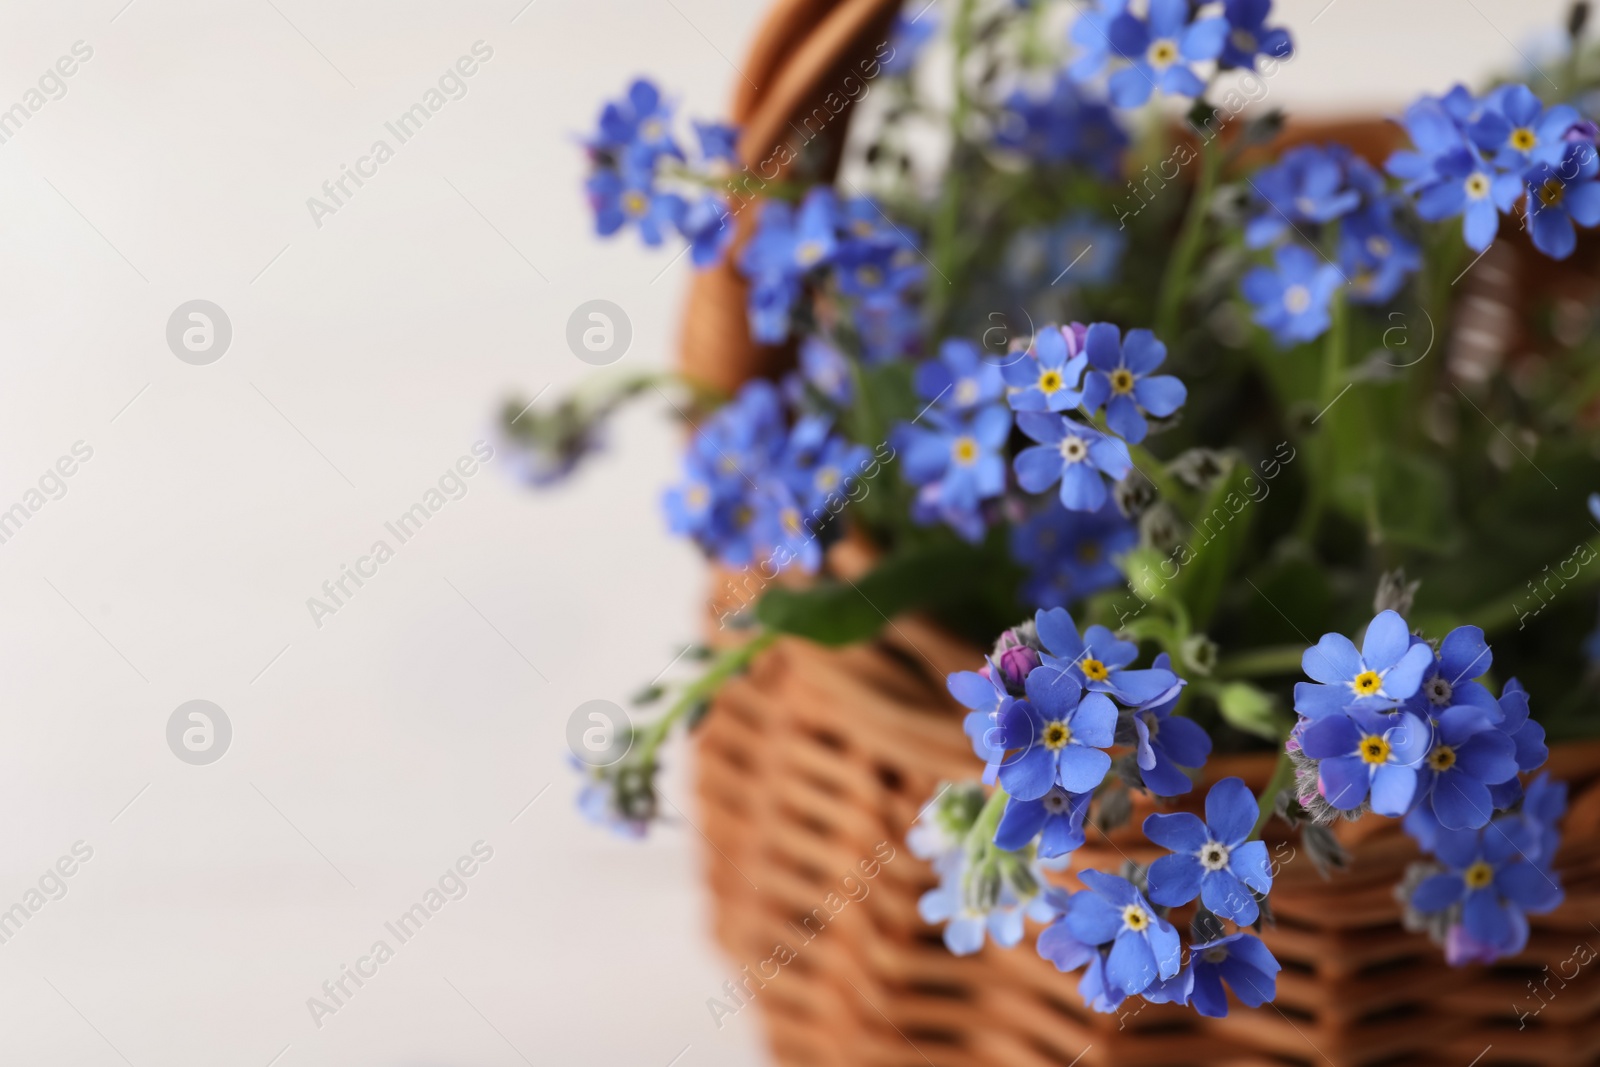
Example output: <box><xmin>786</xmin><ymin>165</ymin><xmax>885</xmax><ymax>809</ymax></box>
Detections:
<box><xmin>663</xmin><ymin>379</ymin><xmax>869</xmax><ymax>574</ymax></box>
<box><xmin>1401</xmin><ymin>774</ymin><xmax>1566</xmax><ymax>964</ymax></box>
<box><xmin>1390</xmin><ymin>83</ymin><xmax>1599</xmax><ymax>259</ymax></box>
<box><xmin>584</xmin><ymin>78</ymin><xmax>739</xmax><ymax>263</ymax></box>
<box><xmin>1286</xmin><ymin>609</ymin><xmax>1564</xmax><ymax>963</ymax></box>
<box><xmin>741</xmin><ymin>188</ymin><xmax>925</xmax><ymax>352</ymax></box>
<box><xmin>1067</xmin><ymin>0</ymin><xmax>1294</xmax><ymax>108</ymax></box>
<box><xmin>1241</xmin><ymin>144</ymin><xmax>1421</xmax><ymax>345</ymax></box>
<box><xmin>929</xmin><ymin>607</ymin><xmax>1290</xmax><ymax>1017</ymax></box>
<box><xmin>1010</xmin><ymin>323</ymin><xmax>1184</xmax><ymax>511</ymax></box>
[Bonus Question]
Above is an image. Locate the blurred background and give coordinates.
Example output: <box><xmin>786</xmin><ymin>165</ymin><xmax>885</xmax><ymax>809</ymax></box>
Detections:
<box><xmin>0</xmin><ymin>0</ymin><xmax>1579</xmax><ymax>1063</ymax></box>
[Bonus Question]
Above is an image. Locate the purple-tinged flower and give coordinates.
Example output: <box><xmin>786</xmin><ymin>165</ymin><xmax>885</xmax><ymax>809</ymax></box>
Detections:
<box><xmin>1293</xmin><ymin>609</ymin><xmax>1436</xmax><ymax>719</ymax></box>
<box><xmin>1037</xmin><ymin>898</ymin><xmax>1130</xmax><ymax>1013</ymax></box>
<box><xmin>1011</xmin><ymin>499</ymin><xmax>1136</xmax><ymax>611</ymax></box>
<box><xmin>1415</xmin><ymin>705</ymin><xmax>1518</xmax><ymax>830</ymax></box>
<box><xmin>1001</xmin><ymin>324</ymin><xmax>1090</xmax><ymax>412</ymax></box>
<box><xmin>1399</xmin><ymin>626</ymin><xmax>1498</xmax><ymax>721</ymax></box>
<box><xmin>677</xmin><ymin>195</ymin><xmax>734</xmax><ymax>267</ymax></box>
<box><xmin>1219</xmin><ymin>0</ymin><xmax>1293</xmax><ymax>71</ymax></box>
<box><xmin>592</xmin><ymin>78</ymin><xmax>681</xmax><ymax>163</ymax></box>
<box><xmin>948</xmin><ymin>658</ymin><xmax>1012</xmax><ymax>784</ymax></box>
<box><xmin>1148</xmin><ymin>933</ymin><xmax>1281</xmax><ymax>1017</ymax></box>
<box><xmin>995</xmin><ymin>785</ymin><xmax>1093</xmax><ymax>857</ymax></box>
<box><xmin>1079</xmin><ymin>323</ymin><xmax>1187</xmax><ymax>445</ymax></box>
<box><xmin>1035</xmin><ymin>606</ymin><xmax>1181</xmax><ymax>705</ymax></box>
<box><xmin>1145</xmin><ymin>777</ymin><xmax>1273</xmax><ymax>924</ymax></box>
<box><xmin>693</xmin><ymin>120</ymin><xmax>739</xmax><ymax>164</ymax></box>
<box><xmin>994</xmin><ymin>666</ymin><xmax>1118</xmax><ymax>799</ymax></box>
<box><xmin>1410</xmin><ymin>821</ymin><xmax>1563</xmax><ymax>962</ymax></box>
<box><xmin>1014</xmin><ymin>414</ymin><xmax>1132</xmax><ymax>513</ymax></box>
<box><xmin>1300</xmin><ymin>706</ymin><xmax>1430</xmax><ymax>815</ymax></box>
<box><xmin>1524</xmin><ymin>142</ymin><xmax>1600</xmax><ymax>261</ymax></box>
<box><xmin>1059</xmin><ymin>871</ymin><xmax>1182</xmax><ymax>998</ymax></box>
<box><xmin>1125</xmin><ymin>653</ymin><xmax>1211</xmax><ymax>796</ymax></box>
<box><xmin>996</xmin><ymin>74</ymin><xmax>1128</xmax><ymax>177</ymax></box>
<box><xmin>1245</xmin><ymin>144</ymin><xmax>1365</xmax><ymax>248</ymax></box>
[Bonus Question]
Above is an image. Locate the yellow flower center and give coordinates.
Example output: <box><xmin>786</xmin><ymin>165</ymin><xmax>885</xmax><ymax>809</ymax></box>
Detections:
<box><xmin>781</xmin><ymin>508</ymin><xmax>803</xmax><ymax>536</ymax></box>
<box><xmin>1366</xmin><ymin>235</ymin><xmax>1392</xmax><ymax>258</ymax></box>
<box><xmin>815</xmin><ymin>467</ymin><xmax>841</xmax><ymax>493</ymax></box>
<box><xmin>856</xmin><ymin>265</ymin><xmax>884</xmax><ymax>288</ymax></box>
<box><xmin>686</xmin><ymin>484</ymin><xmax>709</xmax><ymax>508</ymax></box>
<box><xmin>1043</xmin><ymin>721</ymin><xmax>1072</xmax><ymax>750</ymax></box>
<box><xmin>951</xmin><ymin>436</ymin><xmax>979</xmax><ymax>466</ymax></box>
<box><xmin>1147</xmin><ymin>39</ymin><xmax>1179</xmax><ymax>68</ymax></box>
<box><xmin>1122</xmin><ymin>904</ymin><xmax>1151</xmax><ymax>931</ymax></box>
<box><xmin>1230</xmin><ymin>28</ymin><xmax>1257</xmax><ymax>53</ymax></box>
<box><xmin>1465</xmin><ymin>172</ymin><xmax>1491</xmax><ymax>199</ymax></box>
<box><xmin>1080</xmin><ymin>657</ymin><xmax>1109</xmax><ymax>682</ymax></box>
<box><xmin>1283</xmin><ymin>284</ymin><xmax>1312</xmax><ymax>315</ymax></box>
<box><xmin>1350</xmin><ymin>670</ymin><xmax>1383</xmax><ymax>697</ymax></box>
<box><xmin>1109</xmin><ymin>368</ymin><xmax>1136</xmax><ymax>395</ymax></box>
<box><xmin>1510</xmin><ymin>127</ymin><xmax>1537</xmax><ymax>152</ymax></box>
<box><xmin>1427</xmin><ymin>745</ymin><xmax>1457</xmax><ymax>772</ymax></box>
<box><xmin>796</xmin><ymin>239</ymin><xmax>827</xmax><ymax>267</ymax></box>
<box><xmin>1038</xmin><ymin>369</ymin><xmax>1064</xmax><ymax>394</ymax></box>
<box><xmin>1076</xmin><ymin>541</ymin><xmax>1101</xmax><ymax>564</ymax></box>
<box><xmin>640</xmin><ymin>118</ymin><xmax>664</xmax><ymax>142</ymax></box>
<box><xmin>1359</xmin><ymin>734</ymin><xmax>1391</xmax><ymax>765</ymax></box>
<box><xmin>1465</xmin><ymin>861</ymin><xmax>1494</xmax><ymax>890</ymax></box>
<box><xmin>623</xmin><ymin>191</ymin><xmax>649</xmax><ymax>216</ymax></box>
<box><xmin>851</xmin><ymin>219</ymin><xmax>876</xmax><ymax>237</ymax></box>
<box><xmin>1539</xmin><ymin>179</ymin><xmax>1566</xmax><ymax>209</ymax></box>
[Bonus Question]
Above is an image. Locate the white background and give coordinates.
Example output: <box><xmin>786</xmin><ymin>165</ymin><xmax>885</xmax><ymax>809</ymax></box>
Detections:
<box><xmin>0</xmin><ymin>0</ymin><xmax>1575</xmax><ymax>1064</ymax></box>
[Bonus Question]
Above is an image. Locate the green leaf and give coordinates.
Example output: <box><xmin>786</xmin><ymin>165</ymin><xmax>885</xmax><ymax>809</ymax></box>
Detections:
<box><xmin>1208</xmin><ymin>681</ymin><xmax>1291</xmax><ymax>741</ymax></box>
<box><xmin>755</xmin><ymin>542</ymin><xmax>998</xmax><ymax>646</ymax></box>
<box><xmin>1165</xmin><ymin>456</ymin><xmax>1258</xmax><ymax>626</ymax></box>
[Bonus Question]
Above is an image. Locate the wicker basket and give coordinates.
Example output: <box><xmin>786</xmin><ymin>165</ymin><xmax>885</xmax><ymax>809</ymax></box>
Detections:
<box><xmin>682</xmin><ymin>2</ymin><xmax>1600</xmax><ymax>1063</ymax></box>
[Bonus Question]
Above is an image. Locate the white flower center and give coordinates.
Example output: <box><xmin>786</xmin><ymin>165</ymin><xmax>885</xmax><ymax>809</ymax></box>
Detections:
<box><xmin>1041</xmin><ymin>788</ymin><xmax>1073</xmax><ymax>815</ymax></box>
<box><xmin>1058</xmin><ymin>435</ymin><xmax>1089</xmax><ymax>463</ymax></box>
<box><xmin>1425</xmin><ymin>675</ymin><xmax>1453</xmax><ymax>706</ymax></box>
<box><xmin>954</xmin><ymin>378</ymin><xmax>980</xmax><ymax>406</ymax></box>
<box><xmin>1198</xmin><ymin>841</ymin><xmax>1231</xmax><ymax>872</ymax></box>
<box><xmin>1283</xmin><ymin>285</ymin><xmax>1312</xmax><ymax>315</ymax></box>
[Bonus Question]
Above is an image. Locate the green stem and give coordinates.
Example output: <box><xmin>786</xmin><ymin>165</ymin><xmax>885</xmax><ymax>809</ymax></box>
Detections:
<box><xmin>930</xmin><ymin>0</ymin><xmax>980</xmax><ymax>325</ymax></box>
<box><xmin>1294</xmin><ymin>288</ymin><xmax>1348</xmax><ymax>543</ymax></box>
<box><xmin>1251</xmin><ymin>752</ymin><xmax>1295</xmax><ymax>840</ymax></box>
<box><xmin>636</xmin><ymin>630</ymin><xmax>778</xmax><ymax>762</ymax></box>
<box><xmin>966</xmin><ymin>783</ymin><xmax>1009</xmax><ymax>851</ymax></box>
<box><xmin>1155</xmin><ymin>131</ymin><xmax>1221</xmax><ymax>342</ymax></box>
<box><xmin>1217</xmin><ymin>644</ymin><xmax>1305</xmax><ymax>679</ymax></box>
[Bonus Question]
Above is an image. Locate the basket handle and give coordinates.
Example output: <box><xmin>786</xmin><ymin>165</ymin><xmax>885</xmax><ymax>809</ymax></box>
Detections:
<box><xmin>678</xmin><ymin>0</ymin><xmax>902</xmax><ymax>392</ymax></box>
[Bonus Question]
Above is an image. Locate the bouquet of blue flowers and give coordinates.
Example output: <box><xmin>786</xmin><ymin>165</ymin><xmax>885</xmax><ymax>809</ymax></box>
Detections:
<box><xmin>511</xmin><ymin>0</ymin><xmax>1600</xmax><ymax>1021</ymax></box>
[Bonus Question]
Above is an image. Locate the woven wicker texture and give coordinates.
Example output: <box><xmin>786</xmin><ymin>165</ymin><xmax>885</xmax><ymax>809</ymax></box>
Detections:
<box><xmin>681</xmin><ymin>1</ymin><xmax>1600</xmax><ymax>1062</ymax></box>
<box><xmin>695</xmin><ymin>597</ymin><xmax>1600</xmax><ymax>1066</ymax></box>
